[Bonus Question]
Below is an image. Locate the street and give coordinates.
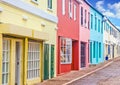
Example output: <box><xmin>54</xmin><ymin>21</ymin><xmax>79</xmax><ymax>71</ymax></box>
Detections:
<box><xmin>69</xmin><ymin>59</ymin><xmax>120</xmax><ymax>85</ymax></box>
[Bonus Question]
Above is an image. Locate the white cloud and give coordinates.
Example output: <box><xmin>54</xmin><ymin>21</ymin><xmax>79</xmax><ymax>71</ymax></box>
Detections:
<box><xmin>96</xmin><ymin>0</ymin><xmax>105</xmax><ymax>12</ymax></box>
<box><xmin>96</xmin><ymin>0</ymin><xmax>120</xmax><ymax>19</ymax></box>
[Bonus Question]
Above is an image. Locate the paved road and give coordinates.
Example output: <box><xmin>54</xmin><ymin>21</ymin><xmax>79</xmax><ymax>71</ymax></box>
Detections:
<box><xmin>69</xmin><ymin>60</ymin><xmax>120</xmax><ymax>85</ymax></box>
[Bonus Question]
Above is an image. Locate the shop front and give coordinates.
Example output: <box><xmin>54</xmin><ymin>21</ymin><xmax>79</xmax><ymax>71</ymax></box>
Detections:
<box><xmin>0</xmin><ymin>23</ymin><xmax>48</xmax><ymax>85</ymax></box>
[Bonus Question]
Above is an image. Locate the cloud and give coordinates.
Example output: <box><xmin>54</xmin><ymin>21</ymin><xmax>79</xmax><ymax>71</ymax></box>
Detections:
<box><xmin>96</xmin><ymin>0</ymin><xmax>120</xmax><ymax>19</ymax></box>
<box><xmin>96</xmin><ymin>0</ymin><xmax>105</xmax><ymax>12</ymax></box>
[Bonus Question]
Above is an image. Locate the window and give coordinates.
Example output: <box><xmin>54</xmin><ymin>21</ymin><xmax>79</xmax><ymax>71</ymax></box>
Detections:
<box><xmin>98</xmin><ymin>19</ymin><xmax>100</xmax><ymax>32</ymax></box>
<box><xmin>101</xmin><ymin>21</ymin><xmax>103</xmax><ymax>33</ymax></box>
<box><xmin>74</xmin><ymin>4</ymin><xmax>77</xmax><ymax>21</ymax></box>
<box><xmin>48</xmin><ymin>0</ymin><xmax>52</xmax><ymax>9</ymax></box>
<box><xmin>85</xmin><ymin>10</ymin><xmax>87</xmax><ymax>27</ymax></box>
<box><xmin>2</xmin><ymin>40</ymin><xmax>10</xmax><ymax>85</ymax></box>
<box><xmin>62</xmin><ymin>0</ymin><xmax>65</xmax><ymax>15</ymax></box>
<box><xmin>93</xmin><ymin>41</ymin><xmax>95</xmax><ymax>58</ymax></box>
<box><xmin>27</xmin><ymin>42</ymin><xmax>40</xmax><ymax>79</ymax></box>
<box><xmin>60</xmin><ymin>37</ymin><xmax>72</xmax><ymax>64</ymax></box>
<box><xmin>69</xmin><ymin>0</ymin><xmax>72</xmax><ymax>18</ymax></box>
<box><xmin>99</xmin><ymin>43</ymin><xmax>101</xmax><ymax>58</ymax></box>
<box><xmin>95</xmin><ymin>15</ymin><xmax>97</xmax><ymax>30</ymax></box>
<box><xmin>88</xmin><ymin>12</ymin><xmax>90</xmax><ymax>29</ymax></box>
<box><xmin>81</xmin><ymin>7</ymin><xmax>83</xmax><ymax>25</ymax></box>
<box><xmin>91</xmin><ymin>14</ymin><xmax>93</xmax><ymax>29</ymax></box>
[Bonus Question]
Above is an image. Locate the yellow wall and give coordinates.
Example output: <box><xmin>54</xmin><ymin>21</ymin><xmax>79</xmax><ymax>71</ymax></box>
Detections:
<box><xmin>23</xmin><ymin>0</ymin><xmax>57</xmax><ymax>16</ymax></box>
<box><xmin>0</xmin><ymin>34</ymin><xmax>2</xmax><ymax>85</ymax></box>
<box><xmin>0</xmin><ymin>0</ymin><xmax>57</xmax><ymax>85</ymax></box>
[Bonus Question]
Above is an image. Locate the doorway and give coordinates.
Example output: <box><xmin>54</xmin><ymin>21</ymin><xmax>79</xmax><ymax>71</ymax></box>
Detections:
<box><xmin>44</xmin><ymin>44</ymin><xmax>49</xmax><ymax>80</ymax></box>
<box><xmin>81</xmin><ymin>42</ymin><xmax>86</xmax><ymax>68</ymax></box>
<box><xmin>15</xmin><ymin>41</ymin><xmax>21</xmax><ymax>85</ymax></box>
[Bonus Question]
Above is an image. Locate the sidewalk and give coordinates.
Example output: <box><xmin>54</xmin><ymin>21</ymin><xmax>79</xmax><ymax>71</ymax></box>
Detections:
<box><xmin>36</xmin><ymin>58</ymin><xmax>119</xmax><ymax>85</ymax></box>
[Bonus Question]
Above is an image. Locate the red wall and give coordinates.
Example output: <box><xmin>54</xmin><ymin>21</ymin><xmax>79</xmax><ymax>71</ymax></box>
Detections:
<box><xmin>57</xmin><ymin>0</ymin><xmax>80</xmax><ymax>74</ymax></box>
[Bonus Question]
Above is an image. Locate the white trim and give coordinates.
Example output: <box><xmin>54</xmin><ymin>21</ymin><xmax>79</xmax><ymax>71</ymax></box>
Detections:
<box><xmin>74</xmin><ymin>4</ymin><xmax>76</xmax><ymax>21</ymax></box>
<box><xmin>31</xmin><ymin>0</ymin><xmax>39</xmax><ymax>5</ymax></box>
<box><xmin>62</xmin><ymin>0</ymin><xmax>65</xmax><ymax>15</ymax></box>
<box><xmin>0</xmin><ymin>7</ymin><xmax>3</xmax><ymax>12</ymax></box>
<box><xmin>1</xmin><ymin>0</ymin><xmax>58</xmax><ymax>23</ymax></box>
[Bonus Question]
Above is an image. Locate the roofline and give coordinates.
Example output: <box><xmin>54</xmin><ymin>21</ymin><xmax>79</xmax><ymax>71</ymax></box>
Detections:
<box><xmin>106</xmin><ymin>17</ymin><xmax>120</xmax><ymax>32</ymax></box>
<box><xmin>84</xmin><ymin>0</ymin><xmax>104</xmax><ymax>17</ymax></box>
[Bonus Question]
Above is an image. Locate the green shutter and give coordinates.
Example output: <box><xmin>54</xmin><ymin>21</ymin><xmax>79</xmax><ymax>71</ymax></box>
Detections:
<box><xmin>51</xmin><ymin>45</ymin><xmax>54</xmax><ymax>78</ymax></box>
<box><xmin>44</xmin><ymin>44</ymin><xmax>49</xmax><ymax>80</ymax></box>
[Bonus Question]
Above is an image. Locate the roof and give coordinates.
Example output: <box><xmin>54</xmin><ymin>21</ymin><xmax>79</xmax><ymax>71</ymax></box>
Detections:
<box><xmin>84</xmin><ymin>0</ymin><xmax>104</xmax><ymax>17</ymax></box>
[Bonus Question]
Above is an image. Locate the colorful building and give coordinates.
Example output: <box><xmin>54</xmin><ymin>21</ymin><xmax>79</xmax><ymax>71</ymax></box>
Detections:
<box><xmin>57</xmin><ymin>0</ymin><xmax>80</xmax><ymax>74</ymax></box>
<box><xmin>86</xmin><ymin>2</ymin><xmax>104</xmax><ymax>64</ymax></box>
<box><xmin>0</xmin><ymin>0</ymin><xmax>57</xmax><ymax>85</ymax></box>
<box><xmin>104</xmin><ymin>18</ymin><xmax>120</xmax><ymax>60</ymax></box>
<box><xmin>79</xmin><ymin>0</ymin><xmax>90</xmax><ymax>68</ymax></box>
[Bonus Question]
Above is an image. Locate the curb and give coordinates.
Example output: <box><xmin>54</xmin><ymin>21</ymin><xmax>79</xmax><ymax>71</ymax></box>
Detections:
<box><xmin>62</xmin><ymin>61</ymin><xmax>113</xmax><ymax>85</ymax></box>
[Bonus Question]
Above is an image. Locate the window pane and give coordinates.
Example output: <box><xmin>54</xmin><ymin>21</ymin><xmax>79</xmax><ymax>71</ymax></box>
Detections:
<box><xmin>27</xmin><ymin>42</ymin><xmax>40</xmax><ymax>79</ymax></box>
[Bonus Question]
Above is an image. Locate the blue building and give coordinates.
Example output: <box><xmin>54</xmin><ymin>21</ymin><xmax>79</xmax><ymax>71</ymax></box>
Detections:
<box><xmin>86</xmin><ymin>1</ymin><xmax>104</xmax><ymax>64</ymax></box>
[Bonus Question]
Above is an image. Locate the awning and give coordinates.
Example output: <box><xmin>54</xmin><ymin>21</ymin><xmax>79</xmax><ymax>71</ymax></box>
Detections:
<box><xmin>0</xmin><ymin>23</ymin><xmax>49</xmax><ymax>41</ymax></box>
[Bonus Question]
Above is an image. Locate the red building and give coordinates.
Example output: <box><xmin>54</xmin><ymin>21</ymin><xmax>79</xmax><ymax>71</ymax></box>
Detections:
<box><xmin>57</xmin><ymin>0</ymin><xmax>80</xmax><ymax>74</ymax></box>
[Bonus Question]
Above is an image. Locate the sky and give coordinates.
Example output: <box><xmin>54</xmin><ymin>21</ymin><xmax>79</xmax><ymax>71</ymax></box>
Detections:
<box><xmin>87</xmin><ymin>0</ymin><xmax>120</xmax><ymax>29</ymax></box>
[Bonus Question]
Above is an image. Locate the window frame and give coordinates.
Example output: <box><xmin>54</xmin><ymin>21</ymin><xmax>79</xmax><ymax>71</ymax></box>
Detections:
<box><xmin>27</xmin><ymin>42</ymin><xmax>40</xmax><ymax>79</ymax></box>
<box><xmin>2</xmin><ymin>39</ymin><xmax>10</xmax><ymax>85</ymax></box>
<box><xmin>60</xmin><ymin>37</ymin><xmax>72</xmax><ymax>64</ymax></box>
<box><xmin>48</xmin><ymin>0</ymin><xmax>52</xmax><ymax>9</ymax></box>
<box><xmin>62</xmin><ymin>0</ymin><xmax>65</xmax><ymax>15</ymax></box>
<box><xmin>74</xmin><ymin>4</ymin><xmax>77</xmax><ymax>21</ymax></box>
<box><xmin>81</xmin><ymin>6</ymin><xmax>83</xmax><ymax>26</ymax></box>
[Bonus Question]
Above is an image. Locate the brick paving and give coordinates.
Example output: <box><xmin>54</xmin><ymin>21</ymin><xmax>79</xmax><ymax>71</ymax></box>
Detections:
<box><xmin>36</xmin><ymin>57</ymin><xmax>120</xmax><ymax>85</ymax></box>
<box><xmin>68</xmin><ymin>57</ymin><xmax>120</xmax><ymax>85</ymax></box>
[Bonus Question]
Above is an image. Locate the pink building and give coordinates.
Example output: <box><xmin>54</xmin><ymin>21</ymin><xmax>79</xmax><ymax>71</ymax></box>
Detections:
<box><xmin>79</xmin><ymin>0</ymin><xmax>90</xmax><ymax>68</ymax></box>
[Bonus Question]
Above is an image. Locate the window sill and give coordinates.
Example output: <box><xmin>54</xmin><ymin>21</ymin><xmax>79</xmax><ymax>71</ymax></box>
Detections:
<box><xmin>47</xmin><ymin>8</ymin><xmax>53</xmax><ymax>12</ymax></box>
<box><xmin>61</xmin><ymin>62</ymin><xmax>72</xmax><ymax>64</ymax></box>
<box><xmin>31</xmin><ymin>0</ymin><xmax>39</xmax><ymax>5</ymax></box>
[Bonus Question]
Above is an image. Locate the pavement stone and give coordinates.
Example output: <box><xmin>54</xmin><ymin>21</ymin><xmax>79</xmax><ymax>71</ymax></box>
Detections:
<box><xmin>36</xmin><ymin>57</ymin><xmax>120</xmax><ymax>85</ymax></box>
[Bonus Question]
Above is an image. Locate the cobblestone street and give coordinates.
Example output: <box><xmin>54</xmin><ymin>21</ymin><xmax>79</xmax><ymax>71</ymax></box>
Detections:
<box><xmin>69</xmin><ymin>59</ymin><xmax>120</xmax><ymax>85</ymax></box>
<box><xmin>37</xmin><ymin>58</ymin><xmax>120</xmax><ymax>85</ymax></box>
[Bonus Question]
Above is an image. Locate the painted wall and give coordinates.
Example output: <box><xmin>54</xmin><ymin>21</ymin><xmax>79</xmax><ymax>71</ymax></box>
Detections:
<box><xmin>0</xmin><ymin>0</ymin><xmax>57</xmax><ymax>85</ymax></box>
<box><xmin>79</xmin><ymin>0</ymin><xmax>90</xmax><ymax>68</ymax></box>
<box><xmin>57</xmin><ymin>0</ymin><xmax>80</xmax><ymax>74</ymax></box>
<box><xmin>90</xmin><ymin>7</ymin><xmax>104</xmax><ymax>64</ymax></box>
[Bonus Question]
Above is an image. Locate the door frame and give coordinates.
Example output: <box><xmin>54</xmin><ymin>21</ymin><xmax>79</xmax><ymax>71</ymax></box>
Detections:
<box><xmin>14</xmin><ymin>39</ymin><xmax>23</xmax><ymax>85</ymax></box>
<box><xmin>81</xmin><ymin>42</ymin><xmax>86</xmax><ymax>68</ymax></box>
<box><xmin>44</xmin><ymin>43</ymin><xmax>49</xmax><ymax>80</ymax></box>
<box><xmin>2</xmin><ymin>37</ymin><xmax>23</xmax><ymax>85</ymax></box>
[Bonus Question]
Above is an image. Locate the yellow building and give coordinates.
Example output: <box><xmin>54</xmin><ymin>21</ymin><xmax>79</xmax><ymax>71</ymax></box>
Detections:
<box><xmin>0</xmin><ymin>0</ymin><xmax>57</xmax><ymax>85</ymax></box>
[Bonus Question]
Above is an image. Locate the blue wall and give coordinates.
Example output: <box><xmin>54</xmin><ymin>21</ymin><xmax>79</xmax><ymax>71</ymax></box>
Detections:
<box><xmin>90</xmin><ymin>7</ymin><xmax>104</xmax><ymax>64</ymax></box>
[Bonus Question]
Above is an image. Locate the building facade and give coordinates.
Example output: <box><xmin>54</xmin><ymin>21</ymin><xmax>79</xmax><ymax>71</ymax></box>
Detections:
<box><xmin>104</xmin><ymin>19</ymin><xmax>120</xmax><ymax>60</ymax></box>
<box><xmin>0</xmin><ymin>0</ymin><xmax>57</xmax><ymax>85</ymax></box>
<box><xmin>79</xmin><ymin>0</ymin><xmax>90</xmax><ymax>68</ymax></box>
<box><xmin>89</xmin><ymin>4</ymin><xmax>104</xmax><ymax>64</ymax></box>
<box><xmin>57</xmin><ymin>0</ymin><xmax>80</xmax><ymax>74</ymax></box>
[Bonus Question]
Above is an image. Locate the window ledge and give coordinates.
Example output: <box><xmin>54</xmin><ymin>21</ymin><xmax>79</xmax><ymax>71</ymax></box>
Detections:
<box><xmin>61</xmin><ymin>63</ymin><xmax>72</xmax><ymax>64</ymax></box>
<box><xmin>47</xmin><ymin>8</ymin><xmax>53</xmax><ymax>12</ymax></box>
<box><xmin>31</xmin><ymin>0</ymin><xmax>39</xmax><ymax>5</ymax></box>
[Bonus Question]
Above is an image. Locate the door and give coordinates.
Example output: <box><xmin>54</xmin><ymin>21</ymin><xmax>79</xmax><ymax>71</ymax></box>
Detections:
<box><xmin>81</xmin><ymin>42</ymin><xmax>86</xmax><ymax>68</ymax></box>
<box><xmin>51</xmin><ymin>45</ymin><xmax>54</xmax><ymax>78</ymax></box>
<box><xmin>44</xmin><ymin>44</ymin><xmax>49</xmax><ymax>80</ymax></box>
<box><xmin>15</xmin><ymin>42</ymin><xmax>21</xmax><ymax>85</ymax></box>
